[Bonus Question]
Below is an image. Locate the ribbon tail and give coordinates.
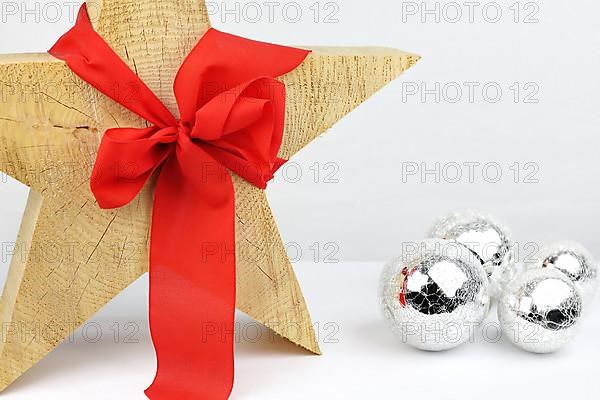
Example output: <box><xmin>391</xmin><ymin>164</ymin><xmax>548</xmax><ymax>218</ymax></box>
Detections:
<box><xmin>145</xmin><ymin>154</ymin><xmax>236</xmax><ymax>400</ymax></box>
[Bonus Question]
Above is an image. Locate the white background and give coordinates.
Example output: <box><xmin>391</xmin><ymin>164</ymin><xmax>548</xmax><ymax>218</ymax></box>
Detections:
<box><xmin>1</xmin><ymin>0</ymin><xmax>599</xmax><ymax>399</ymax></box>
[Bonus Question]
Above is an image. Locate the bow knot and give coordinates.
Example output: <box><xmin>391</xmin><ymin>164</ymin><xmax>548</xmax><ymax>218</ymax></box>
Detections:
<box><xmin>154</xmin><ymin>125</ymin><xmax>181</xmax><ymax>144</ymax></box>
<box><xmin>90</xmin><ymin>75</ymin><xmax>288</xmax><ymax>210</ymax></box>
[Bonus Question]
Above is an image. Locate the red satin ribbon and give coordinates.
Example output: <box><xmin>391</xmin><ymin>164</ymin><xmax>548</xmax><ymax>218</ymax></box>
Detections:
<box><xmin>49</xmin><ymin>4</ymin><xmax>309</xmax><ymax>399</ymax></box>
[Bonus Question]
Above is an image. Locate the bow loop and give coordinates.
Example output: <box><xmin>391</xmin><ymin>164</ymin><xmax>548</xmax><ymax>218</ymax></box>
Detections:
<box><xmin>194</xmin><ymin>77</ymin><xmax>288</xmax><ymax>189</ymax></box>
<box><xmin>90</xmin><ymin>126</ymin><xmax>173</xmax><ymax>209</ymax></box>
<box><xmin>190</xmin><ymin>77</ymin><xmax>272</xmax><ymax>141</ymax></box>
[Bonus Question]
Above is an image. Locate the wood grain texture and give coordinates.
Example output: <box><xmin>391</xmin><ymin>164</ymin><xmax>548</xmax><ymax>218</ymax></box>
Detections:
<box><xmin>0</xmin><ymin>0</ymin><xmax>419</xmax><ymax>390</ymax></box>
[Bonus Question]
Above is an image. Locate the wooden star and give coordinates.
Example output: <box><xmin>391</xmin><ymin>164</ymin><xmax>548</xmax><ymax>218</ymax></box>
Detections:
<box><xmin>0</xmin><ymin>0</ymin><xmax>419</xmax><ymax>390</ymax></box>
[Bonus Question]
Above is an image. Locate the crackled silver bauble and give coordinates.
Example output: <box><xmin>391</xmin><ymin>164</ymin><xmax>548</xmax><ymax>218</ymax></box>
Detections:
<box><xmin>379</xmin><ymin>239</ymin><xmax>490</xmax><ymax>351</ymax></box>
<box><xmin>427</xmin><ymin>210</ymin><xmax>516</xmax><ymax>296</ymax></box>
<box><xmin>526</xmin><ymin>241</ymin><xmax>598</xmax><ymax>304</ymax></box>
<box><xmin>498</xmin><ymin>269</ymin><xmax>583</xmax><ymax>353</ymax></box>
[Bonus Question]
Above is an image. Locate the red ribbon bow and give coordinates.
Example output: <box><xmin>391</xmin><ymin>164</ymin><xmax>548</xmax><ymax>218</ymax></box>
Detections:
<box><xmin>49</xmin><ymin>4</ymin><xmax>309</xmax><ymax>399</ymax></box>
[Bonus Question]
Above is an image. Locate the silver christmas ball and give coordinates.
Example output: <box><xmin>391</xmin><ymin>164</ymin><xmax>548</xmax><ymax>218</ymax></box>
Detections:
<box><xmin>379</xmin><ymin>239</ymin><xmax>490</xmax><ymax>351</ymax></box>
<box><xmin>498</xmin><ymin>268</ymin><xmax>583</xmax><ymax>353</ymax></box>
<box><xmin>427</xmin><ymin>210</ymin><xmax>516</xmax><ymax>296</ymax></box>
<box><xmin>525</xmin><ymin>241</ymin><xmax>598</xmax><ymax>304</ymax></box>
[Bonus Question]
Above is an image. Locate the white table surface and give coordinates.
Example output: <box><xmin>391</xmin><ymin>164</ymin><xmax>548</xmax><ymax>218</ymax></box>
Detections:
<box><xmin>3</xmin><ymin>261</ymin><xmax>599</xmax><ymax>399</ymax></box>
